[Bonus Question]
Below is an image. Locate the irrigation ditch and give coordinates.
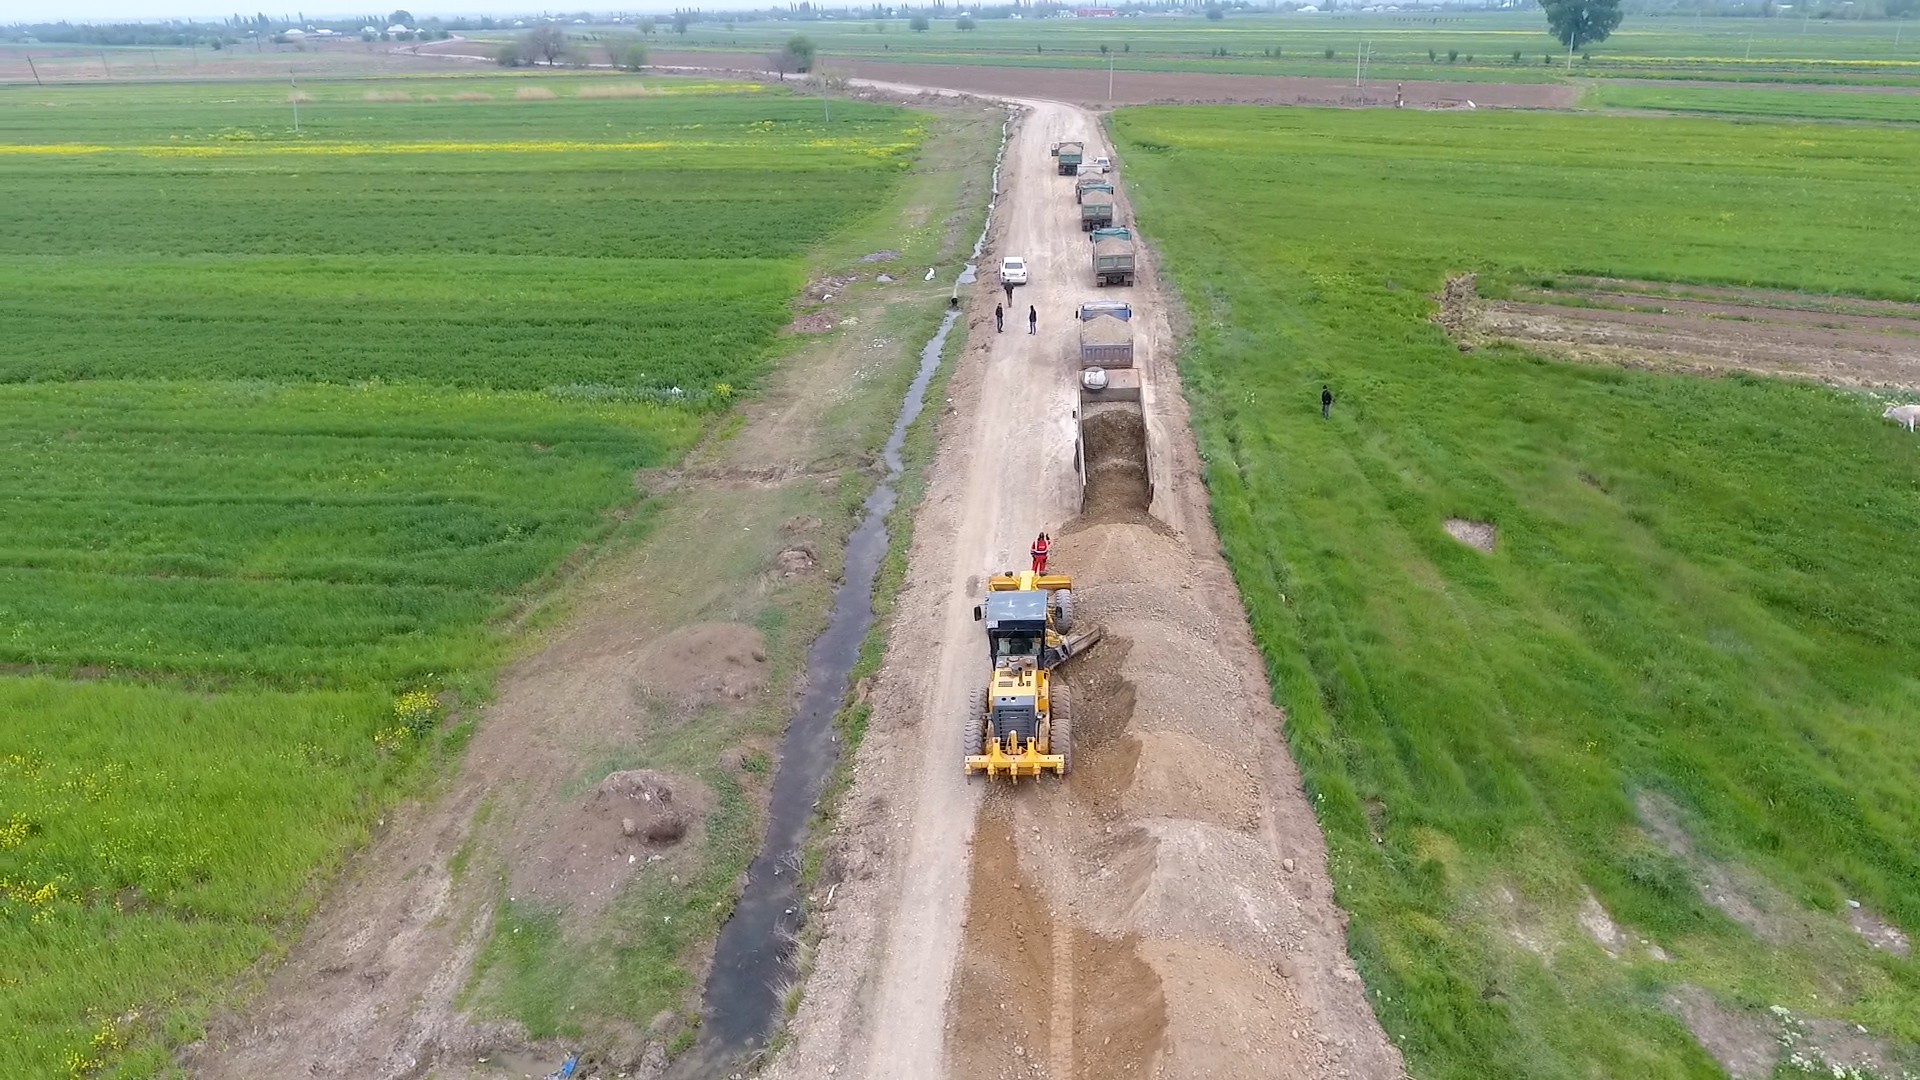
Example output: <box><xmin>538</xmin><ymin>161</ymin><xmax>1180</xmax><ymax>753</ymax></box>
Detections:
<box><xmin>674</xmin><ymin>109</ymin><xmax>1015</xmax><ymax>1078</ymax></box>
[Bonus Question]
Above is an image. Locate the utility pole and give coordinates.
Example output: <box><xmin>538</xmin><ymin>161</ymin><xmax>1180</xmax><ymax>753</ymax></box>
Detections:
<box><xmin>26</xmin><ymin>55</ymin><xmax>43</xmax><ymax>86</ymax></box>
<box><xmin>290</xmin><ymin>67</ymin><xmax>300</xmax><ymax>131</ymax></box>
<box><xmin>1107</xmin><ymin>49</ymin><xmax>1114</xmax><ymax>103</ymax></box>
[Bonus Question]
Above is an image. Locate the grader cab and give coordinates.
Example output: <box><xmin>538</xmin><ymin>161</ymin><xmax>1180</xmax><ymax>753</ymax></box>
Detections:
<box><xmin>964</xmin><ymin>569</ymin><xmax>1102</xmax><ymax>780</ymax></box>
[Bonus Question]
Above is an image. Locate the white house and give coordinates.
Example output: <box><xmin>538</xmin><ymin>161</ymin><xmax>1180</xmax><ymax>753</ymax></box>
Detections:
<box><xmin>387</xmin><ymin>23</ymin><xmax>410</xmax><ymax>34</ymax></box>
<box><xmin>282</xmin><ymin>27</ymin><xmax>306</xmax><ymax>37</ymax></box>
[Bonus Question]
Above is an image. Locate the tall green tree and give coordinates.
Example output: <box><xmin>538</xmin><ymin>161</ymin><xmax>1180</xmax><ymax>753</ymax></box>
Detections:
<box><xmin>785</xmin><ymin>33</ymin><xmax>816</xmax><ymax>71</ymax></box>
<box><xmin>1539</xmin><ymin>0</ymin><xmax>1622</xmax><ymax>54</ymax></box>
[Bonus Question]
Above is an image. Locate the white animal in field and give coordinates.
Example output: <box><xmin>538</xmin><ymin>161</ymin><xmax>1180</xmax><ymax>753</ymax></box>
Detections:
<box><xmin>1885</xmin><ymin>403</ymin><xmax>1920</xmax><ymax>431</ymax></box>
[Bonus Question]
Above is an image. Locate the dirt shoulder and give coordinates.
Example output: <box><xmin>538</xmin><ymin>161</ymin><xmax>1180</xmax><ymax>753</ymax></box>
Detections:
<box><xmin>179</xmin><ymin>104</ymin><xmax>1004</xmax><ymax>1080</ymax></box>
<box><xmin>648</xmin><ymin>51</ymin><xmax>1577</xmax><ymax>109</ymax></box>
<box><xmin>766</xmin><ymin>95</ymin><xmax>1404</xmax><ymax>1080</ymax></box>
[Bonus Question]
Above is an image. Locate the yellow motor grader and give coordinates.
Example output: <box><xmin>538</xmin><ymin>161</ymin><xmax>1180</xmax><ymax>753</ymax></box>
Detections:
<box><xmin>963</xmin><ymin>569</ymin><xmax>1102</xmax><ymax>780</ymax></box>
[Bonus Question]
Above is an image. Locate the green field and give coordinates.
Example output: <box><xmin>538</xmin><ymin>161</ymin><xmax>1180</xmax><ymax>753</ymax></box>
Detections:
<box><xmin>0</xmin><ymin>73</ymin><xmax>922</xmax><ymax>1077</ymax></box>
<box><xmin>1591</xmin><ymin>80</ymin><xmax>1920</xmax><ymax>120</ymax></box>
<box><xmin>1117</xmin><ymin>106</ymin><xmax>1920</xmax><ymax>1078</ymax></box>
<box><xmin>643</xmin><ymin>10</ymin><xmax>1920</xmax><ymax>85</ymax></box>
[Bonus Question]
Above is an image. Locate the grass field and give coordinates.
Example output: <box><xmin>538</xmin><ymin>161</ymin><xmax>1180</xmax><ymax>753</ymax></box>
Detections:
<box><xmin>1590</xmin><ymin>81</ymin><xmax>1920</xmax><ymax>121</ymax></box>
<box><xmin>643</xmin><ymin>11</ymin><xmax>1920</xmax><ymax>85</ymax></box>
<box><xmin>1117</xmin><ymin>106</ymin><xmax>1920</xmax><ymax>1079</ymax></box>
<box><xmin>0</xmin><ymin>73</ymin><xmax>923</xmax><ymax>1077</ymax></box>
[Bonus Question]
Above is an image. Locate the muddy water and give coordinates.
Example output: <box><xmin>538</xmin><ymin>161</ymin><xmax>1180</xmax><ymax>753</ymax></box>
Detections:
<box><xmin>683</xmin><ymin>109</ymin><xmax>1014</xmax><ymax>1072</ymax></box>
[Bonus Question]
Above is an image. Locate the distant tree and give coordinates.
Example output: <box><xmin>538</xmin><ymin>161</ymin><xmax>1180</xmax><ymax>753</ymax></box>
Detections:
<box><xmin>495</xmin><ymin>38</ymin><xmax>527</xmax><ymax>65</ymax></box>
<box><xmin>615</xmin><ymin>38</ymin><xmax>647</xmax><ymax>69</ymax></box>
<box><xmin>1538</xmin><ymin>0</ymin><xmax>1622</xmax><ymax>55</ymax></box>
<box><xmin>1205</xmin><ymin>4</ymin><xmax>1225</xmax><ymax>18</ymax></box>
<box><xmin>388</xmin><ymin>8</ymin><xmax>412</xmax><ymax>24</ymax></box>
<box><xmin>1323</xmin><ymin>46</ymin><xmax>1334</xmax><ymax>58</ymax></box>
<box><xmin>638</xmin><ymin>16</ymin><xmax>656</xmax><ymax>34</ymax></box>
<box><xmin>786</xmin><ymin>33</ymin><xmax>817</xmax><ymax>70</ymax></box>
<box><xmin>1099</xmin><ymin>42</ymin><xmax>1109</xmax><ymax>54</ymax></box>
<box><xmin>526</xmin><ymin>23</ymin><xmax>568</xmax><ymax>64</ymax></box>
<box><xmin>909</xmin><ymin>14</ymin><xmax>930</xmax><ymax>30</ymax></box>
<box><xmin>672</xmin><ymin>11</ymin><xmax>691</xmax><ymax>34</ymax></box>
<box><xmin>957</xmin><ymin>15</ymin><xmax>976</xmax><ymax>28</ymax></box>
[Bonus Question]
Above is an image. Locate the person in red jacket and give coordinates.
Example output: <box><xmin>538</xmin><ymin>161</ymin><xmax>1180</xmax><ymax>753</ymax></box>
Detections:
<box><xmin>1030</xmin><ymin>532</ymin><xmax>1051</xmax><ymax>574</ymax></box>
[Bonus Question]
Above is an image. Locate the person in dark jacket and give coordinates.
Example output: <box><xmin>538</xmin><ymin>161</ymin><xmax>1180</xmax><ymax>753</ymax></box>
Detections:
<box><xmin>1321</xmin><ymin>385</ymin><xmax>1334</xmax><ymax>419</ymax></box>
<box><xmin>995</xmin><ymin>304</ymin><xmax>1005</xmax><ymax>333</ymax></box>
<box><xmin>1028</xmin><ymin>305</ymin><xmax>1038</xmax><ymax>335</ymax></box>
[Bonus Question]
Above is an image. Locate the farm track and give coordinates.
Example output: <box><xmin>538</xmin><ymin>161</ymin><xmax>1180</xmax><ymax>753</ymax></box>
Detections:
<box><xmin>643</xmin><ymin>50</ymin><xmax>1578</xmax><ymax>109</ymax></box>
<box><xmin>763</xmin><ymin>92</ymin><xmax>1405</xmax><ymax>1080</ymax></box>
<box><xmin>1443</xmin><ymin>276</ymin><xmax>1920</xmax><ymax>391</ymax></box>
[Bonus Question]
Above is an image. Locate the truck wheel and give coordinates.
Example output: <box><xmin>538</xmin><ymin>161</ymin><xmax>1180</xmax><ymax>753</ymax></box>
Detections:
<box><xmin>964</xmin><ymin>687</ymin><xmax>987</xmax><ymax>763</ymax></box>
<box><xmin>1054</xmin><ymin>590</ymin><xmax>1075</xmax><ymax>635</ymax></box>
<box><xmin>1049</xmin><ymin>683</ymin><xmax>1073</xmax><ymax>776</ymax></box>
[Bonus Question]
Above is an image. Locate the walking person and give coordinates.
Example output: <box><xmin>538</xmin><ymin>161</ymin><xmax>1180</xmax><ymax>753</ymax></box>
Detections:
<box><xmin>995</xmin><ymin>304</ymin><xmax>1005</xmax><ymax>333</ymax></box>
<box><xmin>1030</xmin><ymin>532</ymin><xmax>1051</xmax><ymax>574</ymax></box>
<box><xmin>1003</xmin><ymin>280</ymin><xmax>1015</xmax><ymax>305</ymax></box>
<box><xmin>1028</xmin><ymin>305</ymin><xmax>1038</xmax><ymax>335</ymax></box>
<box><xmin>1321</xmin><ymin>384</ymin><xmax>1334</xmax><ymax>419</ymax></box>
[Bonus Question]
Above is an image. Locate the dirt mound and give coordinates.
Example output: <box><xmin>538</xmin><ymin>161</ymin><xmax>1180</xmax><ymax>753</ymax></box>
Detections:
<box><xmin>774</xmin><ymin>546</ymin><xmax>817</xmax><ymax>579</ymax></box>
<box><xmin>1079</xmin><ymin>405</ymin><xmax>1152</xmax><ymax>524</ymax></box>
<box><xmin>1432</xmin><ymin>271</ymin><xmax>1481</xmax><ymax>338</ymax></box>
<box><xmin>1121</xmin><ymin>730</ymin><xmax>1262</xmax><ymax>831</ymax></box>
<box><xmin>1052</xmin><ymin>520</ymin><xmax>1190</xmax><ymax>585</ymax></box>
<box><xmin>787</xmin><ymin>311</ymin><xmax>840</xmax><ymax>335</ymax></box>
<box><xmin>511</xmin><ymin>770</ymin><xmax>711</xmax><ymax>923</ymax></box>
<box><xmin>638</xmin><ymin>623</ymin><xmax>768</xmax><ymax>710</ymax></box>
<box><xmin>1444</xmin><ymin>518</ymin><xmax>1498</xmax><ymax>552</ymax></box>
<box><xmin>1082</xmin><ymin>821</ymin><xmax>1298</xmax><ymax>952</ymax></box>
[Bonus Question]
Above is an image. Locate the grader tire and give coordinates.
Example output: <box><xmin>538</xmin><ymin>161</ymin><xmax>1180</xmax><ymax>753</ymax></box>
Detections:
<box><xmin>1049</xmin><ymin>683</ymin><xmax>1073</xmax><ymax>776</ymax></box>
<box><xmin>964</xmin><ymin>687</ymin><xmax>987</xmax><ymax>764</ymax></box>
<box><xmin>1054</xmin><ymin>589</ymin><xmax>1075</xmax><ymax>635</ymax></box>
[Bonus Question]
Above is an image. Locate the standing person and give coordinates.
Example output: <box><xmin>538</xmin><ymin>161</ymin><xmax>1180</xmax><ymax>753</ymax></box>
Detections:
<box><xmin>1030</xmin><ymin>532</ymin><xmax>1051</xmax><ymax>574</ymax></box>
<box><xmin>1321</xmin><ymin>384</ymin><xmax>1334</xmax><ymax>419</ymax></box>
<box><xmin>1028</xmin><ymin>305</ymin><xmax>1038</xmax><ymax>335</ymax></box>
<box><xmin>995</xmin><ymin>304</ymin><xmax>1005</xmax><ymax>333</ymax></box>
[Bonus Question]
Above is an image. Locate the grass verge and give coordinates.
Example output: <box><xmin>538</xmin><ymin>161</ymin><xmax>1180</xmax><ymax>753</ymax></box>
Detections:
<box><xmin>1116</xmin><ymin>104</ymin><xmax>1920</xmax><ymax>1080</ymax></box>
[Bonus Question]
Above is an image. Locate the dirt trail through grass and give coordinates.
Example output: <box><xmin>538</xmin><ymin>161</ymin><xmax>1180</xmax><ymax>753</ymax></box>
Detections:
<box><xmin>763</xmin><ymin>94</ymin><xmax>1400</xmax><ymax>1080</ymax></box>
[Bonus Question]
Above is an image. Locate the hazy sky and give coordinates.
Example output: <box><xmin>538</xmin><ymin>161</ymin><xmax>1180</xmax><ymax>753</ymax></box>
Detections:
<box><xmin>9</xmin><ymin>0</ymin><xmax>770</xmax><ymax>23</ymax></box>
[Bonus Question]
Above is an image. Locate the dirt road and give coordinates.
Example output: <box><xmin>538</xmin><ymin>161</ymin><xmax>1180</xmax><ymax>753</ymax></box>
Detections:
<box><xmin>644</xmin><ymin>51</ymin><xmax>1578</xmax><ymax>109</ymax></box>
<box><xmin>768</xmin><ymin>96</ymin><xmax>1405</xmax><ymax>1080</ymax></box>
